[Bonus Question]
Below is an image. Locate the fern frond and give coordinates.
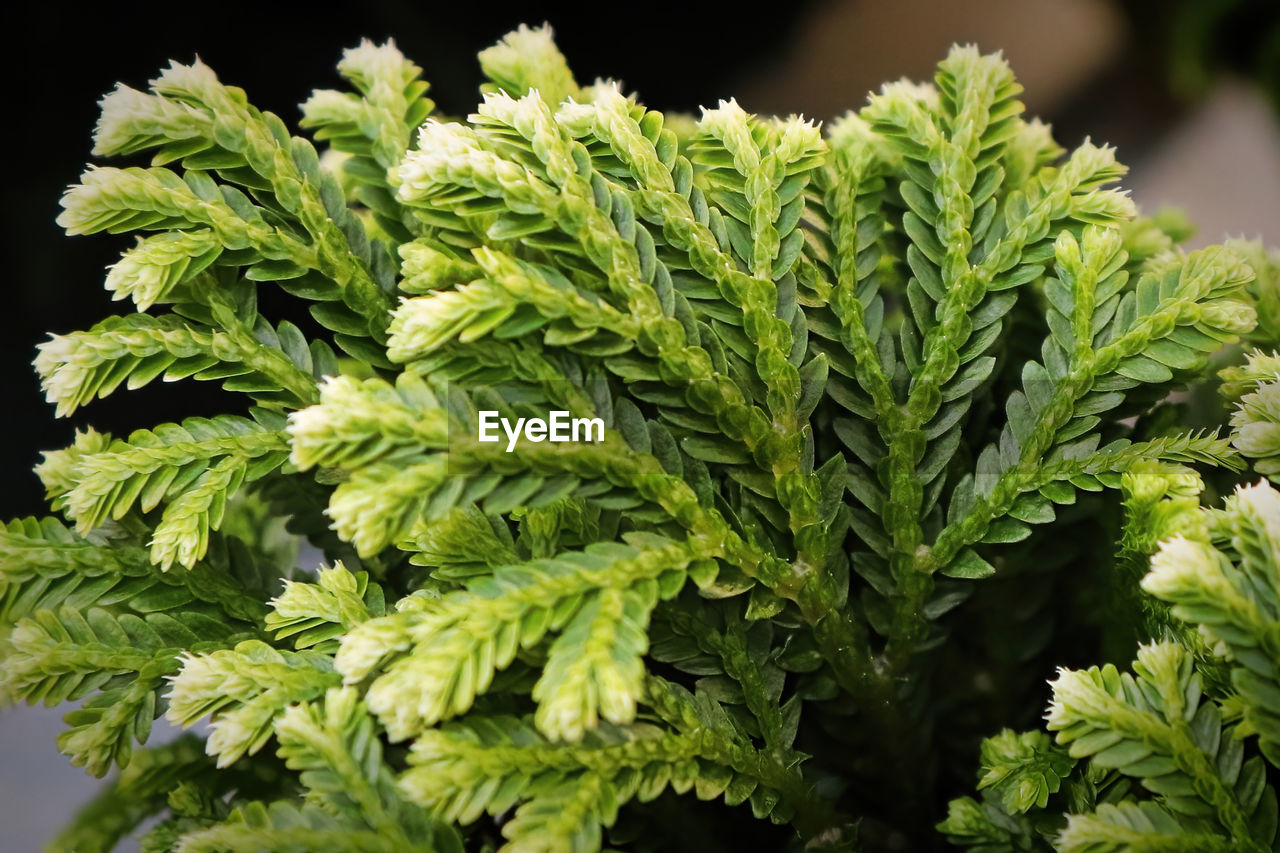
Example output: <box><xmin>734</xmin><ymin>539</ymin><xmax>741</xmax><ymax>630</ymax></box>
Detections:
<box><xmin>167</xmin><ymin>639</ymin><xmax>340</xmax><ymax>766</ymax></box>
<box><xmin>926</xmin><ymin>226</ymin><xmax>1254</xmax><ymax>579</ymax></box>
<box><xmin>690</xmin><ymin>99</ymin><xmax>824</xmax><ymax>280</ymax></box>
<box><xmin>478</xmin><ymin>23</ymin><xmax>580</xmax><ymax>105</ymax></box>
<box><xmin>403</xmin><ymin>505</ymin><xmax>519</xmax><ymax>576</ymax></box>
<box><xmin>399</xmin><ymin>708</ymin><xmax>823</xmax><ymax>849</ymax></box>
<box><xmin>173</xmin><ymin>800</ymin><xmax>443</xmax><ymax>853</ymax></box>
<box><xmin>34</xmin><ymin>296</ymin><xmax>328</xmax><ymax>416</ymax></box>
<box><xmin>0</xmin><ymin>515</ymin><xmax>273</xmax><ymax>626</ymax></box>
<box><xmin>74</xmin><ymin>60</ymin><xmax>400</xmax><ymax>354</ymax></box>
<box><xmin>0</xmin><ymin>513</ymin><xmax>273</xmax><ymax>780</ymax></box>
<box><xmin>301</xmin><ymin>39</ymin><xmax>434</xmax><ymax>201</ymax></box>
<box><xmin>273</xmin><ymin>687</ymin><xmax>449</xmax><ymax>845</ymax></box>
<box><xmin>288</xmin><ymin>372</ymin><xmax>779</xmax><ymax>596</ymax></box>
<box><xmin>105</xmin><ymin>229</ymin><xmax>222</xmax><ymax>309</ymax></box>
<box><xmin>1229</xmin><ymin>239</ymin><xmax>1280</xmax><ymax>344</ymax></box>
<box><xmin>1056</xmin><ymin>801</ymin><xmax>1237</xmax><ymax>853</ymax></box>
<box><xmin>976</xmin><ymin>729</ymin><xmax>1076</xmax><ymax>815</ymax></box>
<box><xmin>1221</xmin><ymin>350</ymin><xmax>1280</xmax><ymax>479</ymax></box>
<box><xmin>533</xmin><ymin>584</ymin><xmax>652</xmax><ymax>741</ymax></box>
<box><xmin>1143</xmin><ymin>481</ymin><xmax>1280</xmax><ymax>766</ymax></box>
<box><xmin>267</xmin><ymin>562</ymin><xmax>385</xmax><ymax>650</ymax></box>
<box><xmin>2</xmin><ymin>603</ymin><xmax>253</xmax><ymax>775</ymax></box>
<box><xmin>337</xmin><ymin>535</ymin><xmax>692</xmax><ymax>740</ymax></box>
<box><xmin>44</xmin><ymin>413</ymin><xmax>290</xmax><ymax>569</ymax></box>
<box><xmin>387</xmin><ymin>247</ymin><xmax>639</xmax><ymax>361</ymax></box>
<box><xmin>1047</xmin><ymin>642</ymin><xmax>1276</xmax><ymax>850</ymax></box>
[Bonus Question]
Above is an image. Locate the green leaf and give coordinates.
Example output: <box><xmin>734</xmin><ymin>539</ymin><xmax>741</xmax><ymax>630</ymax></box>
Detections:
<box><xmin>941</xmin><ymin>548</ymin><xmax>996</xmax><ymax>579</ymax></box>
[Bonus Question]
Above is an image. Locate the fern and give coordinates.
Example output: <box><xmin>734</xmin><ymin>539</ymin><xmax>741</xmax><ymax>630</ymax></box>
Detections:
<box><xmin>945</xmin><ymin>480</ymin><xmax>1280</xmax><ymax>852</ymax></box>
<box><xmin>4</xmin><ymin>22</ymin><xmax>1279</xmax><ymax>853</ymax></box>
<box><xmin>1222</xmin><ymin>349</ymin><xmax>1280</xmax><ymax>479</ymax></box>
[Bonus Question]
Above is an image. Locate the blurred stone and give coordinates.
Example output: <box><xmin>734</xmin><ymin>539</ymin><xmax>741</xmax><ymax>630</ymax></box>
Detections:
<box><xmin>0</xmin><ymin>702</ymin><xmax>187</xmax><ymax>851</ymax></box>
<box><xmin>738</xmin><ymin>0</ymin><xmax>1124</xmax><ymax>119</ymax></box>
<box><xmin>1127</xmin><ymin>79</ymin><xmax>1280</xmax><ymax>248</ymax></box>
<box><xmin>0</xmin><ymin>703</ymin><xmax>108</xmax><ymax>851</ymax></box>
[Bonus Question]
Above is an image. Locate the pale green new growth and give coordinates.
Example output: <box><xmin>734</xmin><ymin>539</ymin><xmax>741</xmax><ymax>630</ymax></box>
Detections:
<box><xmin>1222</xmin><ymin>349</ymin><xmax>1280</xmax><ymax>478</ymax></box>
<box><xmin>166</xmin><ymin>640</ymin><xmax>339</xmax><ymax>766</ymax></box>
<box><xmin>945</xmin><ymin>481</ymin><xmax>1280</xmax><ymax>852</ymax></box>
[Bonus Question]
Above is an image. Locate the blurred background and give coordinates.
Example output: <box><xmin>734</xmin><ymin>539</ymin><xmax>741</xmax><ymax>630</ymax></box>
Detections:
<box><xmin>2</xmin><ymin>0</ymin><xmax>1278</xmax><ymax>848</ymax></box>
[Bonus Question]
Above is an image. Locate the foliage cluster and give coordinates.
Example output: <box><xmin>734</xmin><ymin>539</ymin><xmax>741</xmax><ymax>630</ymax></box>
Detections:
<box><xmin>5</xmin><ymin>23</ymin><xmax>1280</xmax><ymax>852</ymax></box>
